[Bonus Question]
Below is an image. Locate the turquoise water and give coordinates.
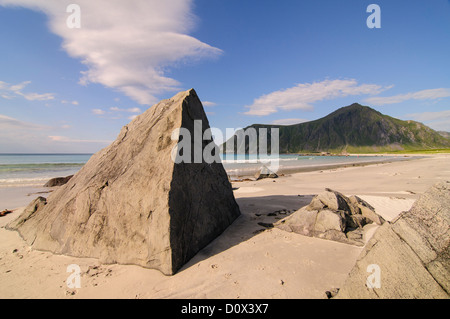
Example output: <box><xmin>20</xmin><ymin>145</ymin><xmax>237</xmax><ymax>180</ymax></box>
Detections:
<box><xmin>0</xmin><ymin>154</ymin><xmax>92</xmax><ymax>187</ymax></box>
<box><xmin>0</xmin><ymin>153</ymin><xmax>408</xmax><ymax>187</ymax></box>
<box><xmin>221</xmin><ymin>154</ymin><xmax>407</xmax><ymax>176</ymax></box>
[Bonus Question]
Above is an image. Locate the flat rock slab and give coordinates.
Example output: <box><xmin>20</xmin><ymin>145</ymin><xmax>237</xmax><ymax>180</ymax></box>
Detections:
<box><xmin>336</xmin><ymin>181</ymin><xmax>450</xmax><ymax>299</ymax></box>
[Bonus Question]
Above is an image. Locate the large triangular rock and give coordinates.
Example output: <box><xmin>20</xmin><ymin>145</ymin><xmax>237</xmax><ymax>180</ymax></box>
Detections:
<box><xmin>7</xmin><ymin>89</ymin><xmax>241</xmax><ymax>275</ymax></box>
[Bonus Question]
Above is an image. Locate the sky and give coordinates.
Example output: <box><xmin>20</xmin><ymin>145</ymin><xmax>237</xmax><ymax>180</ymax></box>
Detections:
<box><xmin>0</xmin><ymin>0</ymin><xmax>449</xmax><ymax>153</ymax></box>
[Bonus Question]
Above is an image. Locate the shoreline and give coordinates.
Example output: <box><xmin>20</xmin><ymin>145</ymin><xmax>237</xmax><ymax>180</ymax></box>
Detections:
<box><xmin>0</xmin><ymin>154</ymin><xmax>441</xmax><ymax>210</ymax></box>
<box><xmin>0</xmin><ymin>154</ymin><xmax>419</xmax><ymax>209</ymax></box>
<box><xmin>276</xmin><ymin>156</ymin><xmax>415</xmax><ymax>175</ymax></box>
<box><xmin>229</xmin><ymin>155</ymin><xmax>418</xmax><ymax>180</ymax></box>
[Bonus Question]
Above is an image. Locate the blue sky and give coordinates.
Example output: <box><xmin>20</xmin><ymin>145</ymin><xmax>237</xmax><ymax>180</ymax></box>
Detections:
<box><xmin>0</xmin><ymin>0</ymin><xmax>449</xmax><ymax>153</ymax></box>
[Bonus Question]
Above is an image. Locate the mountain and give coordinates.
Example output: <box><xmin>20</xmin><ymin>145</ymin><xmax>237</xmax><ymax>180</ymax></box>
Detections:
<box><xmin>223</xmin><ymin>103</ymin><xmax>450</xmax><ymax>154</ymax></box>
<box><xmin>438</xmin><ymin>131</ymin><xmax>450</xmax><ymax>139</ymax></box>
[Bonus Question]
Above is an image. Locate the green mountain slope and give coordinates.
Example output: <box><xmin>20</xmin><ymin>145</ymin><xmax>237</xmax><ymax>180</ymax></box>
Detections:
<box><xmin>223</xmin><ymin>103</ymin><xmax>450</xmax><ymax>154</ymax></box>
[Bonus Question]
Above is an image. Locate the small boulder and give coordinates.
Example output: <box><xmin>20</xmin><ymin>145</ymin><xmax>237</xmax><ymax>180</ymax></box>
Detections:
<box><xmin>346</xmin><ymin>228</ymin><xmax>364</xmax><ymax>241</ymax></box>
<box><xmin>306</xmin><ymin>197</ymin><xmax>325</xmax><ymax>211</ymax></box>
<box><xmin>315</xmin><ymin>210</ymin><xmax>345</xmax><ymax>233</ymax></box>
<box><xmin>0</xmin><ymin>209</ymin><xmax>13</xmax><ymax>217</ymax></box>
<box><xmin>277</xmin><ymin>208</ymin><xmax>318</xmax><ymax>237</ymax></box>
<box><xmin>254</xmin><ymin>165</ymin><xmax>278</xmax><ymax>180</ymax></box>
<box><xmin>349</xmin><ymin>195</ymin><xmax>385</xmax><ymax>225</ymax></box>
<box><xmin>358</xmin><ymin>204</ymin><xmax>385</xmax><ymax>225</ymax></box>
<box><xmin>44</xmin><ymin>175</ymin><xmax>74</xmax><ymax>187</ymax></box>
<box><xmin>275</xmin><ymin>188</ymin><xmax>385</xmax><ymax>246</ymax></box>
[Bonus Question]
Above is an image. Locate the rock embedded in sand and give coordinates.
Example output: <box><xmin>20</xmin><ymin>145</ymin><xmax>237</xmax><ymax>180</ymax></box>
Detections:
<box><xmin>7</xmin><ymin>197</ymin><xmax>46</xmax><ymax>226</ymax></box>
<box><xmin>254</xmin><ymin>165</ymin><xmax>278</xmax><ymax>180</ymax></box>
<box><xmin>275</xmin><ymin>188</ymin><xmax>385</xmax><ymax>246</ymax></box>
<box><xmin>7</xmin><ymin>89</ymin><xmax>241</xmax><ymax>276</ymax></box>
<box><xmin>348</xmin><ymin>195</ymin><xmax>385</xmax><ymax>225</ymax></box>
<box><xmin>43</xmin><ymin>175</ymin><xmax>74</xmax><ymax>187</ymax></box>
<box><xmin>335</xmin><ymin>181</ymin><xmax>450</xmax><ymax>299</ymax></box>
<box><xmin>0</xmin><ymin>209</ymin><xmax>13</xmax><ymax>217</ymax></box>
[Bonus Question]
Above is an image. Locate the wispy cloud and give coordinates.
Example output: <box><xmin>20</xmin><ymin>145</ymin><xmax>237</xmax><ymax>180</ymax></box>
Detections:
<box><xmin>0</xmin><ymin>114</ymin><xmax>111</xmax><ymax>152</ymax></box>
<box><xmin>91</xmin><ymin>109</ymin><xmax>106</xmax><ymax>115</ymax></box>
<box><xmin>92</xmin><ymin>106</ymin><xmax>142</xmax><ymax>118</ymax></box>
<box><xmin>109</xmin><ymin>107</ymin><xmax>141</xmax><ymax>113</ymax></box>
<box><xmin>364</xmin><ymin>88</ymin><xmax>450</xmax><ymax>106</ymax></box>
<box><xmin>406</xmin><ymin>110</ymin><xmax>450</xmax><ymax>122</ymax></box>
<box><xmin>0</xmin><ymin>114</ymin><xmax>50</xmax><ymax>130</ymax></box>
<box><xmin>245</xmin><ymin>79</ymin><xmax>389</xmax><ymax>116</ymax></box>
<box><xmin>0</xmin><ymin>80</ymin><xmax>55</xmax><ymax>101</ymax></box>
<box><xmin>48</xmin><ymin>135</ymin><xmax>112</xmax><ymax>144</ymax></box>
<box><xmin>406</xmin><ymin>110</ymin><xmax>450</xmax><ymax>131</ymax></box>
<box><xmin>203</xmin><ymin>101</ymin><xmax>217</xmax><ymax>107</ymax></box>
<box><xmin>271</xmin><ymin>118</ymin><xmax>309</xmax><ymax>125</ymax></box>
<box><xmin>0</xmin><ymin>0</ymin><xmax>222</xmax><ymax>105</ymax></box>
<box><xmin>61</xmin><ymin>100</ymin><xmax>79</xmax><ymax>105</ymax></box>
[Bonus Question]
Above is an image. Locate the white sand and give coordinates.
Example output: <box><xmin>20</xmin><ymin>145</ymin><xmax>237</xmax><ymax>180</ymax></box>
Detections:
<box><xmin>0</xmin><ymin>186</ymin><xmax>52</xmax><ymax>211</ymax></box>
<box><xmin>0</xmin><ymin>154</ymin><xmax>449</xmax><ymax>299</ymax></box>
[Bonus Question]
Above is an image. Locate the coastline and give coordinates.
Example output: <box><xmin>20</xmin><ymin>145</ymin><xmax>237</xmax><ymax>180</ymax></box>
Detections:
<box><xmin>228</xmin><ymin>154</ymin><xmax>418</xmax><ymax>180</ymax></box>
<box><xmin>273</xmin><ymin>155</ymin><xmax>416</xmax><ymax>176</ymax></box>
<box><xmin>0</xmin><ymin>153</ymin><xmax>419</xmax><ymax>210</ymax></box>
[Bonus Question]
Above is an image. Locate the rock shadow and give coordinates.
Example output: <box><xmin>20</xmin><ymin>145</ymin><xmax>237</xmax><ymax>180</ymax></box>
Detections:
<box><xmin>178</xmin><ymin>194</ymin><xmax>315</xmax><ymax>273</ymax></box>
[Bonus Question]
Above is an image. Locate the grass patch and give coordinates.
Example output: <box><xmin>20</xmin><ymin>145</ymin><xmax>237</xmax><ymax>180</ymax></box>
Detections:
<box><xmin>383</xmin><ymin>148</ymin><xmax>450</xmax><ymax>154</ymax></box>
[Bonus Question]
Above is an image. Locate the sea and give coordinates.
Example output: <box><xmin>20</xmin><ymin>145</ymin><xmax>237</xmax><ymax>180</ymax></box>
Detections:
<box><xmin>0</xmin><ymin>154</ymin><xmax>91</xmax><ymax>188</ymax></box>
<box><xmin>0</xmin><ymin>153</ymin><xmax>411</xmax><ymax>188</ymax></box>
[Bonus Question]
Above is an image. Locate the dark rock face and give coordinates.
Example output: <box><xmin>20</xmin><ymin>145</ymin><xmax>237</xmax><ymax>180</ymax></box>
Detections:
<box><xmin>7</xmin><ymin>89</ymin><xmax>241</xmax><ymax>275</ymax></box>
<box><xmin>336</xmin><ymin>181</ymin><xmax>450</xmax><ymax>299</ymax></box>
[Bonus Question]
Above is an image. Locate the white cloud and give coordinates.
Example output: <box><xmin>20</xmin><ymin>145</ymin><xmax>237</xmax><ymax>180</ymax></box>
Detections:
<box><xmin>0</xmin><ymin>114</ymin><xmax>50</xmax><ymax>130</ymax></box>
<box><xmin>364</xmin><ymin>88</ymin><xmax>450</xmax><ymax>106</ymax></box>
<box><xmin>92</xmin><ymin>106</ymin><xmax>142</xmax><ymax>119</ymax></box>
<box><xmin>245</xmin><ymin>79</ymin><xmax>389</xmax><ymax>116</ymax></box>
<box><xmin>0</xmin><ymin>114</ymin><xmax>110</xmax><ymax>152</ymax></box>
<box><xmin>406</xmin><ymin>110</ymin><xmax>450</xmax><ymax>122</ymax></box>
<box><xmin>203</xmin><ymin>101</ymin><xmax>217</xmax><ymax>107</ymax></box>
<box><xmin>61</xmin><ymin>100</ymin><xmax>79</xmax><ymax>105</ymax></box>
<box><xmin>0</xmin><ymin>80</ymin><xmax>55</xmax><ymax>101</ymax></box>
<box><xmin>0</xmin><ymin>0</ymin><xmax>222</xmax><ymax>105</ymax></box>
<box><xmin>21</xmin><ymin>92</ymin><xmax>55</xmax><ymax>101</ymax></box>
<box><xmin>92</xmin><ymin>109</ymin><xmax>106</xmax><ymax>115</ymax></box>
<box><xmin>110</xmin><ymin>107</ymin><xmax>141</xmax><ymax>113</ymax></box>
<box><xmin>271</xmin><ymin>118</ymin><xmax>309</xmax><ymax>125</ymax></box>
<box><xmin>48</xmin><ymin>135</ymin><xmax>112</xmax><ymax>144</ymax></box>
<box><xmin>406</xmin><ymin>110</ymin><xmax>450</xmax><ymax>131</ymax></box>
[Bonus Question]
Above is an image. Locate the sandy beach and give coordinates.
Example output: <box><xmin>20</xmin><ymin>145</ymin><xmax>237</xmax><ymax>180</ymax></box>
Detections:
<box><xmin>0</xmin><ymin>154</ymin><xmax>449</xmax><ymax>299</ymax></box>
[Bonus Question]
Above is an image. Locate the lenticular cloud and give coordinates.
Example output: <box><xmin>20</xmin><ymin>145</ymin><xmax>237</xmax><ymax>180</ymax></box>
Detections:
<box><xmin>0</xmin><ymin>0</ymin><xmax>222</xmax><ymax>105</ymax></box>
